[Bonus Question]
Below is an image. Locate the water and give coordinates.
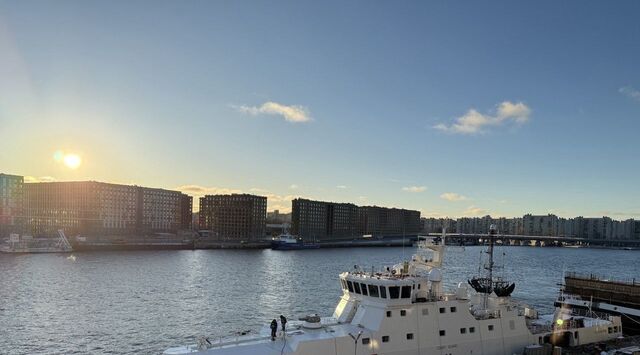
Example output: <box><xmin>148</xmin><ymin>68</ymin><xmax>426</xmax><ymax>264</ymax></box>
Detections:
<box><xmin>0</xmin><ymin>246</ymin><xmax>638</xmax><ymax>354</ymax></box>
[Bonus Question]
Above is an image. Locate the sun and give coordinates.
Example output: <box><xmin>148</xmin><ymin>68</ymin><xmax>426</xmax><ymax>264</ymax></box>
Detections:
<box><xmin>63</xmin><ymin>154</ymin><xmax>82</xmax><ymax>169</ymax></box>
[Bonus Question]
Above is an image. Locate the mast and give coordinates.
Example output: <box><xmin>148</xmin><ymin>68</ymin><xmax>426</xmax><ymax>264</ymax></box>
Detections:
<box><xmin>486</xmin><ymin>224</ymin><xmax>496</xmax><ymax>294</ymax></box>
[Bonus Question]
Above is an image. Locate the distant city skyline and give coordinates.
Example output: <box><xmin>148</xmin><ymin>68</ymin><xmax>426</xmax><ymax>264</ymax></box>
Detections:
<box><xmin>2</xmin><ymin>1</ymin><xmax>640</xmax><ymax>218</ymax></box>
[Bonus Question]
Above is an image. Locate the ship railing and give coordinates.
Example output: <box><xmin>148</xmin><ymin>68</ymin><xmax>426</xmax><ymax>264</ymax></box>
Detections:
<box><xmin>566</xmin><ymin>271</ymin><xmax>638</xmax><ymax>287</ymax></box>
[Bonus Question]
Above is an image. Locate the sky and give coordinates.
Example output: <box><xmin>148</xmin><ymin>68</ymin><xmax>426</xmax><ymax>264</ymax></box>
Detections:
<box><xmin>1</xmin><ymin>1</ymin><xmax>639</xmax><ymax>218</ymax></box>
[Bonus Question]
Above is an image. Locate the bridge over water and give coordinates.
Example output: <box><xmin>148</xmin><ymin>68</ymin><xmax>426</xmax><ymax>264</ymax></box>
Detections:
<box><xmin>427</xmin><ymin>233</ymin><xmax>640</xmax><ymax>248</ymax></box>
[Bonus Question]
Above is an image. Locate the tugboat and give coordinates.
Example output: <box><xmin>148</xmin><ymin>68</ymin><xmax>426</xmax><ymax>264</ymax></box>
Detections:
<box><xmin>165</xmin><ymin>226</ymin><xmax>623</xmax><ymax>355</ymax></box>
<box><xmin>270</xmin><ymin>233</ymin><xmax>320</xmax><ymax>250</ymax></box>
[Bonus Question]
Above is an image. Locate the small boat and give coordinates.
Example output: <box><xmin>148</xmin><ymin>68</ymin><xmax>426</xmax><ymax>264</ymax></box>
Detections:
<box><xmin>270</xmin><ymin>234</ymin><xmax>320</xmax><ymax>250</ymax></box>
<box><xmin>0</xmin><ymin>229</ymin><xmax>73</xmax><ymax>253</ymax></box>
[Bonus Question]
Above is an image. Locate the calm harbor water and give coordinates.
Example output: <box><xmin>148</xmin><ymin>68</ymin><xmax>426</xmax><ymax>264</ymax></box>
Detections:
<box><xmin>1</xmin><ymin>246</ymin><xmax>638</xmax><ymax>355</ymax></box>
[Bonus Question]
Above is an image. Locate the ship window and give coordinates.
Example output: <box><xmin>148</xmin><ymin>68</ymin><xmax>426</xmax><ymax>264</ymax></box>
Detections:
<box><xmin>608</xmin><ymin>327</ymin><xmax>612</xmax><ymax>334</ymax></box>
<box><xmin>347</xmin><ymin>281</ymin><xmax>354</xmax><ymax>292</ymax></box>
<box><xmin>362</xmin><ymin>338</ymin><xmax>370</xmax><ymax>345</ymax></box>
<box><xmin>353</xmin><ymin>282</ymin><xmax>361</xmax><ymax>294</ymax></box>
<box><xmin>368</xmin><ymin>284</ymin><xmax>379</xmax><ymax>297</ymax></box>
<box><xmin>380</xmin><ymin>286</ymin><xmax>387</xmax><ymax>298</ymax></box>
<box><xmin>417</xmin><ymin>283</ymin><xmax>421</xmax><ymax>289</ymax></box>
<box><xmin>360</xmin><ymin>283</ymin><xmax>368</xmax><ymax>296</ymax></box>
<box><xmin>439</xmin><ymin>330</ymin><xmax>446</xmax><ymax>336</ymax></box>
<box><xmin>406</xmin><ymin>333</ymin><xmax>414</xmax><ymax>340</ymax></box>
<box><xmin>574</xmin><ymin>331</ymin><xmax>578</xmax><ymax>339</ymax></box>
<box><xmin>488</xmin><ymin>325</ymin><xmax>494</xmax><ymax>331</ymax></box>
<box><xmin>389</xmin><ymin>286</ymin><xmax>400</xmax><ymax>299</ymax></box>
<box><xmin>450</xmin><ymin>307</ymin><xmax>457</xmax><ymax>313</ymax></box>
<box><xmin>460</xmin><ymin>328</ymin><xmax>466</xmax><ymax>334</ymax></box>
<box><xmin>382</xmin><ymin>336</ymin><xmax>390</xmax><ymax>343</ymax></box>
<box><xmin>422</xmin><ymin>308</ymin><xmax>429</xmax><ymax>316</ymax></box>
<box><xmin>400</xmin><ymin>310</ymin><xmax>406</xmax><ymax>316</ymax></box>
<box><xmin>469</xmin><ymin>327</ymin><xmax>475</xmax><ymax>333</ymax></box>
<box><xmin>401</xmin><ymin>286</ymin><xmax>411</xmax><ymax>298</ymax></box>
<box><xmin>439</xmin><ymin>307</ymin><xmax>446</xmax><ymax>313</ymax></box>
<box><xmin>386</xmin><ymin>311</ymin><xmax>392</xmax><ymax>317</ymax></box>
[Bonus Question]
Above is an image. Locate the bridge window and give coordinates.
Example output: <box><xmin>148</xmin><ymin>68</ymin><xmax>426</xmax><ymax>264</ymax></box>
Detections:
<box><xmin>386</xmin><ymin>311</ymin><xmax>392</xmax><ymax>317</ymax></box>
<box><xmin>389</xmin><ymin>286</ymin><xmax>400</xmax><ymax>299</ymax></box>
<box><xmin>469</xmin><ymin>327</ymin><xmax>475</xmax><ymax>333</ymax></box>
<box><xmin>380</xmin><ymin>286</ymin><xmax>387</xmax><ymax>298</ymax></box>
<box><xmin>439</xmin><ymin>330</ymin><xmax>446</xmax><ymax>336</ymax></box>
<box><xmin>460</xmin><ymin>328</ymin><xmax>466</xmax><ymax>334</ymax></box>
<box><xmin>362</xmin><ymin>338</ymin><xmax>370</xmax><ymax>345</ymax></box>
<box><xmin>488</xmin><ymin>325</ymin><xmax>494</xmax><ymax>331</ymax></box>
<box><xmin>368</xmin><ymin>285</ymin><xmax>379</xmax><ymax>297</ymax></box>
<box><xmin>360</xmin><ymin>283</ymin><xmax>368</xmax><ymax>296</ymax></box>
<box><xmin>406</xmin><ymin>333</ymin><xmax>414</xmax><ymax>340</ymax></box>
<box><xmin>346</xmin><ymin>281</ymin><xmax>354</xmax><ymax>293</ymax></box>
<box><xmin>400</xmin><ymin>310</ymin><xmax>406</xmax><ymax>316</ymax></box>
<box><xmin>439</xmin><ymin>307</ymin><xmax>446</xmax><ymax>313</ymax></box>
<box><xmin>401</xmin><ymin>286</ymin><xmax>411</xmax><ymax>298</ymax></box>
<box><xmin>382</xmin><ymin>336</ymin><xmax>390</xmax><ymax>343</ymax></box>
<box><xmin>353</xmin><ymin>282</ymin><xmax>361</xmax><ymax>294</ymax></box>
<box><xmin>450</xmin><ymin>307</ymin><xmax>457</xmax><ymax>313</ymax></box>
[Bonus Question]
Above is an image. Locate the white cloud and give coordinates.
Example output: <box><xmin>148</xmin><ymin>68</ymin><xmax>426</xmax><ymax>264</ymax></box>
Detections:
<box><xmin>440</xmin><ymin>192</ymin><xmax>468</xmax><ymax>201</ymax></box>
<box><xmin>620</xmin><ymin>86</ymin><xmax>640</xmax><ymax>101</ymax></box>
<box><xmin>463</xmin><ymin>205</ymin><xmax>487</xmax><ymax>216</ymax></box>
<box><xmin>402</xmin><ymin>186</ymin><xmax>427</xmax><ymax>193</ymax></box>
<box><xmin>434</xmin><ymin>101</ymin><xmax>531</xmax><ymax>135</ymax></box>
<box><xmin>24</xmin><ymin>176</ymin><xmax>57</xmax><ymax>183</ymax></box>
<box><xmin>289</xmin><ymin>184</ymin><xmax>299</xmax><ymax>190</ymax></box>
<box><xmin>336</xmin><ymin>185</ymin><xmax>348</xmax><ymax>189</ymax></box>
<box><xmin>234</xmin><ymin>101</ymin><xmax>312</xmax><ymax>123</ymax></box>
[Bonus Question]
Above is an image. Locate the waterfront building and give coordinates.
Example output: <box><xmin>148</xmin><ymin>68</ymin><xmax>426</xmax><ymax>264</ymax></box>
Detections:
<box><xmin>24</xmin><ymin>181</ymin><xmax>191</xmax><ymax>237</ymax></box>
<box><xmin>0</xmin><ymin>173</ymin><xmax>24</xmax><ymax>236</ymax></box>
<box><xmin>523</xmin><ymin>214</ymin><xmax>559</xmax><ymax>236</ymax></box>
<box><xmin>422</xmin><ymin>217</ymin><xmax>457</xmax><ymax>234</ymax></box>
<box><xmin>291</xmin><ymin>198</ymin><xmax>359</xmax><ymax>241</ymax></box>
<box><xmin>198</xmin><ymin>194</ymin><xmax>266</xmax><ymax>241</ymax></box>
<box><xmin>358</xmin><ymin>205</ymin><xmax>421</xmax><ymax>237</ymax></box>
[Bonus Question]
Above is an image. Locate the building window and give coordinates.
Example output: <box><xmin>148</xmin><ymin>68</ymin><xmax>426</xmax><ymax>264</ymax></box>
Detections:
<box><xmin>450</xmin><ymin>307</ymin><xmax>457</xmax><ymax>313</ymax></box>
<box><xmin>382</xmin><ymin>336</ymin><xmax>390</xmax><ymax>343</ymax></box>
<box><xmin>469</xmin><ymin>327</ymin><xmax>475</xmax><ymax>333</ymax></box>
<box><xmin>386</xmin><ymin>311</ymin><xmax>392</xmax><ymax>317</ymax></box>
<box><xmin>400</xmin><ymin>310</ymin><xmax>406</xmax><ymax>316</ymax></box>
<box><xmin>422</xmin><ymin>308</ymin><xmax>429</xmax><ymax>316</ymax></box>
<box><xmin>439</xmin><ymin>330</ymin><xmax>446</xmax><ymax>336</ymax></box>
<box><xmin>488</xmin><ymin>325</ymin><xmax>494</xmax><ymax>331</ymax></box>
<box><xmin>460</xmin><ymin>328</ymin><xmax>466</xmax><ymax>334</ymax></box>
<box><xmin>439</xmin><ymin>307</ymin><xmax>445</xmax><ymax>314</ymax></box>
<box><xmin>362</xmin><ymin>338</ymin><xmax>370</xmax><ymax>345</ymax></box>
<box><xmin>406</xmin><ymin>333</ymin><xmax>414</xmax><ymax>340</ymax></box>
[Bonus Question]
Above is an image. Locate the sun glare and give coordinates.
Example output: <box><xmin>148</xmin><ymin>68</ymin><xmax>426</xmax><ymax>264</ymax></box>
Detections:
<box><xmin>63</xmin><ymin>154</ymin><xmax>82</xmax><ymax>169</ymax></box>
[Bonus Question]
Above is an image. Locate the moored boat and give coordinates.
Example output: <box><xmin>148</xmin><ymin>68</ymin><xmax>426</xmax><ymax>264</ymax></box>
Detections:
<box><xmin>165</xmin><ymin>226</ymin><xmax>623</xmax><ymax>354</ymax></box>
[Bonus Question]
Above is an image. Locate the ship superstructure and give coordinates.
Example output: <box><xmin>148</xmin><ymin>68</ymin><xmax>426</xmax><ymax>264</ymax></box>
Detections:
<box><xmin>164</xmin><ymin>227</ymin><xmax>622</xmax><ymax>355</ymax></box>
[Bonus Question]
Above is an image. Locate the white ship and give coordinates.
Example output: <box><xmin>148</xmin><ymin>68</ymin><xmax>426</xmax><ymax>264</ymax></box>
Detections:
<box><xmin>164</xmin><ymin>226</ymin><xmax>622</xmax><ymax>355</ymax></box>
<box><xmin>0</xmin><ymin>229</ymin><xmax>73</xmax><ymax>253</ymax></box>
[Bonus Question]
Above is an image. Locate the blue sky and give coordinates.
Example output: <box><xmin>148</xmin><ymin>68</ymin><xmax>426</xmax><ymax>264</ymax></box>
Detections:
<box><xmin>1</xmin><ymin>1</ymin><xmax>639</xmax><ymax>218</ymax></box>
